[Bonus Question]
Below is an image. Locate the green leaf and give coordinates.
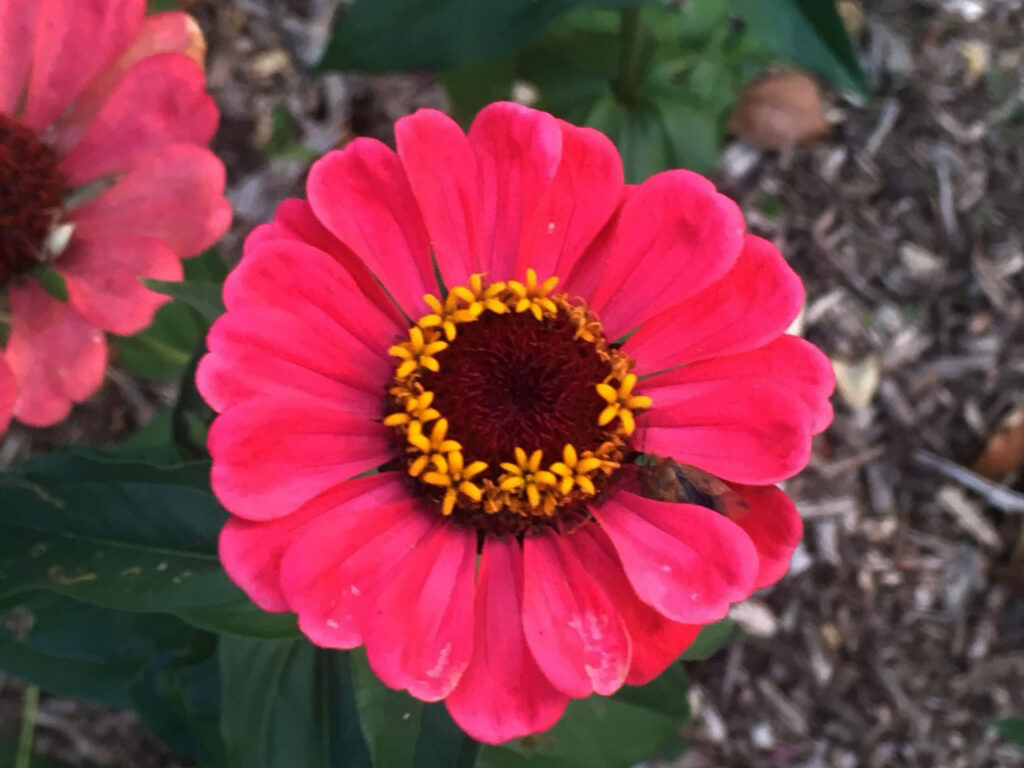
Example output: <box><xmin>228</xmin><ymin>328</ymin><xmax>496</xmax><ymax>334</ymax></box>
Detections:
<box><xmin>350</xmin><ymin>650</ymin><xmax>424</xmax><ymax>768</ymax></box>
<box><xmin>442</xmin><ymin>55</ymin><xmax>520</xmax><ymax>127</ymax></box>
<box><xmin>994</xmin><ymin>718</ymin><xmax>1024</xmax><ymax>748</ymax></box>
<box><xmin>177</xmin><ymin>601</ymin><xmax>299</xmax><ymax>639</ymax></box>
<box><xmin>348</xmin><ymin>650</ymin><xmax>479</xmax><ymax>768</ymax></box>
<box><xmin>0</xmin><ymin>738</ymin><xmax>78</xmax><ymax>768</ymax></box>
<box><xmin>0</xmin><ymin>591</ymin><xmax>225</xmax><ymax>762</ymax></box>
<box><xmin>518</xmin><ymin>5</ymin><xmax>759</xmax><ymax>179</ymax></box>
<box><xmin>0</xmin><ymin>591</ymin><xmax>196</xmax><ymax>664</ymax></box>
<box><xmin>679</xmin><ymin>618</ymin><xmax>735</xmax><ymax>661</ymax></box>
<box><xmin>728</xmin><ymin>0</ymin><xmax>867</xmax><ymax>93</ymax></box>
<box><xmin>0</xmin><ymin>629</ymin><xmax>142</xmax><ymax>708</ymax></box>
<box><xmin>320</xmin><ymin>0</ymin><xmax>656</xmax><ymax>74</ymax></box>
<box><xmin>0</xmin><ymin>450</ymin><xmax>241</xmax><ymax>613</ymax></box>
<box><xmin>480</xmin><ymin>664</ymin><xmax>690</xmax><ymax>768</ymax></box>
<box><xmin>219</xmin><ymin>639</ymin><xmax>372</xmax><ymax>768</ymax></box>
<box><xmin>143</xmin><ymin>279</ymin><xmax>225</xmax><ymax>325</ymax></box>
<box><xmin>412</xmin><ymin>704</ymin><xmax>480</xmax><ymax>768</ymax></box>
<box><xmin>116</xmin><ymin>298</ymin><xmax>204</xmax><ymax>379</ymax></box>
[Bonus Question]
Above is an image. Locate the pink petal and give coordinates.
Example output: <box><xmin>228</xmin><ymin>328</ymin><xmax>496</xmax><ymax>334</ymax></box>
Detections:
<box><xmin>221</xmin><ymin>239</ymin><xmax>401</xmax><ymax>362</ymax></box>
<box><xmin>636</xmin><ymin>381</ymin><xmax>814</xmax><ymax>485</ymax></box>
<box><xmin>515</xmin><ymin>120</ymin><xmax>624</xmax><ymax>282</ymax></box>
<box><xmin>641</xmin><ymin>336</ymin><xmax>835</xmax><ymax>434</ymax></box>
<box><xmin>257</xmin><ymin>198</ymin><xmax>405</xmax><ymax>327</ymax></box>
<box><xmin>365</xmin><ymin>523</ymin><xmax>477</xmax><ymax>701</ymax></box>
<box><xmin>625</xmin><ymin>235</ymin><xmax>804</xmax><ymax>374</ymax></box>
<box><xmin>396</xmin><ymin>109</ymin><xmax>479</xmax><ymax>287</ymax></box>
<box><xmin>567</xmin><ymin>525</ymin><xmax>701</xmax><ymax>686</ymax></box>
<box><xmin>57</xmin><ymin>237</ymin><xmax>181</xmax><ymax>336</ymax></box>
<box><xmin>446</xmin><ymin>537</ymin><xmax>569</xmax><ymax>744</ymax></box>
<box><xmin>54</xmin><ymin>12</ymin><xmax>207</xmax><ymax>151</ymax></box>
<box><xmin>5</xmin><ymin>280</ymin><xmax>107</xmax><ymax>426</ymax></box>
<box><xmin>71</xmin><ymin>143</ymin><xmax>230</xmax><ymax>258</ymax></box>
<box><xmin>24</xmin><ymin>0</ymin><xmax>145</xmax><ymax>131</ymax></box>
<box><xmin>584</xmin><ymin>170</ymin><xmax>745</xmax><ymax>339</ymax></box>
<box><xmin>561</xmin><ymin>186</ymin><xmax>631</xmax><ymax>302</ymax></box>
<box><xmin>722</xmin><ymin>483</ymin><xmax>803</xmax><ymax>590</ymax></box>
<box><xmin>280</xmin><ymin>493</ymin><xmax>437</xmax><ymax>649</ymax></box>
<box><xmin>0</xmin><ymin>0</ymin><xmax>38</xmax><ymax>113</ymax></box>
<box><xmin>197</xmin><ymin>307</ymin><xmax>387</xmax><ymax>416</ymax></box>
<box><xmin>468</xmin><ymin>102</ymin><xmax>562</xmax><ymax>282</ymax></box>
<box><xmin>208</xmin><ymin>398</ymin><xmax>391</xmax><ymax>522</ymax></box>
<box><xmin>220</xmin><ymin>472</ymin><xmax>409</xmax><ymax>613</ymax></box>
<box><xmin>590</xmin><ymin>489</ymin><xmax>758</xmax><ymax>625</ymax></box>
<box><xmin>0</xmin><ymin>354</ymin><xmax>15</xmax><ymax>435</ymax></box>
<box><xmin>58</xmin><ymin>53</ymin><xmax>217</xmax><ymax>185</ymax></box>
<box><xmin>307</xmin><ymin>139</ymin><xmax>435</xmax><ymax>318</ymax></box>
<box><xmin>521</xmin><ymin>530</ymin><xmax>631</xmax><ymax>697</ymax></box>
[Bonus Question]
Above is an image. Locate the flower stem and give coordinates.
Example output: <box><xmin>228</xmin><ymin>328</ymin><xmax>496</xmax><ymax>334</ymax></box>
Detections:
<box><xmin>616</xmin><ymin>8</ymin><xmax>644</xmax><ymax>104</ymax></box>
<box><xmin>15</xmin><ymin>685</ymin><xmax>39</xmax><ymax>768</ymax></box>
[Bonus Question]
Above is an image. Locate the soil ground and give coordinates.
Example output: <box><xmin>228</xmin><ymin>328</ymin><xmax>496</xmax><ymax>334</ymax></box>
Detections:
<box><xmin>2</xmin><ymin>0</ymin><xmax>1023</xmax><ymax>766</ymax></box>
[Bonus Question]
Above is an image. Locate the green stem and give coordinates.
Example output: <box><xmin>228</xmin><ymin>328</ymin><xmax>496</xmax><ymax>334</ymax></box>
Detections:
<box><xmin>616</xmin><ymin>8</ymin><xmax>644</xmax><ymax>103</ymax></box>
<box><xmin>15</xmin><ymin>685</ymin><xmax>40</xmax><ymax>768</ymax></box>
<box><xmin>132</xmin><ymin>332</ymin><xmax>192</xmax><ymax>368</ymax></box>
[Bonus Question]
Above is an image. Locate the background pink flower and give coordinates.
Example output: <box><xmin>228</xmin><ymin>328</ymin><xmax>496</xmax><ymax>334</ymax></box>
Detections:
<box><xmin>198</xmin><ymin>102</ymin><xmax>834</xmax><ymax>744</ymax></box>
<box><xmin>0</xmin><ymin>0</ymin><xmax>231</xmax><ymax>434</ymax></box>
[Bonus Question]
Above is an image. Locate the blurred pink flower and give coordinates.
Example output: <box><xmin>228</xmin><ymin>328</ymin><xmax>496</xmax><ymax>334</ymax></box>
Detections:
<box><xmin>0</xmin><ymin>0</ymin><xmax>231</xmax><ymax>433</ymax></box>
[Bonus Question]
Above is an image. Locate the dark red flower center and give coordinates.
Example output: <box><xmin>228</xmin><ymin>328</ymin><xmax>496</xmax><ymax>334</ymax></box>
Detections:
<box><xmin>420</xmin><ymin>310</ymin><xmax>610</xmax><ymax>469</ymax></box>
<box><xmin>0</xmin><ymin>112</ymin><xmax>64</xmax><ymax>286</ymax></box>
<box><xmin>384</xmin><ymin>272</ymin><xmax>650</xmax><ymax>536</ymax></box>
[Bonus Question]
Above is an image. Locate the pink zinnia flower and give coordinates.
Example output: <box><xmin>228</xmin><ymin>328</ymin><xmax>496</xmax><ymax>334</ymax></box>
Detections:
<box><xmin>199</xmin><ymin>103</ymin><xmax>833</xmax><ymax>744</ymax></box>
<box><xmin>0</xmin><ymin>0</ymin><xmax>230</xmax><ymax>434</ymax></box>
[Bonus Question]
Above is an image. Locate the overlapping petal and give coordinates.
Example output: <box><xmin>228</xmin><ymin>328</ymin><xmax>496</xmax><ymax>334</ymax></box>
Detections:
<box><xmin>636</xmin><ymin>380</ymin><xmax>814</xmax><ymax>485</ymax></box>
<box><xmin>580</xmin><ymin>170</ymin><xmax>746</xmax><ymax>339</ymax></box>
<box><xmin>469</xmin><ymin>102</ymin><xmax>563</xmax><ymax>281</ymax></box>
<box><xmin>5</xmin><ymin>281</ymin><xmax>107</xmax><ymax>426</ymax></box>
<box><xmin>591</xmin><ymin>489</ymin><xmax>758</xmax><ymax>625</ymax></box>
<box><xmin>365</xmin><ymin>522</ymin><xmax>477</xmax><ymax>701</ymax></box>
<box><xmin>220</xmin><ymin>473</ymin><xmax>409</xmax><ymax>612</ymax></box>
<box><xmin>625</xmin><ymin>234</ymin><xmax>804</xmax><ymax>374</ymax></box>
<box><xmin>208</xmin><ymin>398</ymin><xmax>392</xmax><ymax>522</ymax></box>
<box><xmin>640</xmin><ymin>336</ymin><xmax>835</xmax><ymax>434</ymax></box>
<box><xmin>59</xmin><ymin>53</ymin><xmax>217</xmax><ymax>185</ymax></box>
<box><xmin>0</xmin><ymin>356</ymin><xmax>16</xmax><ymax>435</ymax></box>
<box><xmin>0</xmin><ymin>0</ymin><xmax>37</xmax><ymax>113</ymax></box>
<box><xmin>280</xmin><ymin>489</ymin><xmax>437</xmax><ymax>649</ymax></box>
<box><xmin>307</xmin><ymin>139</ymin><xmax>435</xmax><ymax>318</ymax></box>
<box><xmin>721</xmin><ymin>483</ymin><xmax>804</xmax><ymax>590</ymax></box>
<box><xmin>446</xmin><ymin>537</ymin><xmax>569</xmax><ymax>743</ymax></box>
<box><xmin>24</xmin><ymin>0</ymin><xmax>145</xmax><ymax>131</ymax></box>
<box><xmin>568</xmin><ymin>525</ymin><xmax>701</xmax><ymax>685</ymax></box>
<box><xmin>70</xmin><ymin>143</ymin><xmax>230</xmax><ymax>257</ymax></box>
<box><xmin>58</xmin><ymin>237</ymin><xmax>181</xmax><ymax>336</ymax></box>
<box><xmin>522</xmin><ymin>531</ymin><xmax>631</xmax><ymax>697</ymax></box>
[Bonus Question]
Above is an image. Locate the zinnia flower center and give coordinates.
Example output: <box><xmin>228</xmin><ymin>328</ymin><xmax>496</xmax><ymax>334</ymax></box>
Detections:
<box><xmin>0</xmin><ymin>112</ymin><xmax>64</xmax><ymax>286</ymax></box>
<box><xmin>385</xmin><ymin>270</ymin><xmax>652</xmax><ymax>535</ymax></box>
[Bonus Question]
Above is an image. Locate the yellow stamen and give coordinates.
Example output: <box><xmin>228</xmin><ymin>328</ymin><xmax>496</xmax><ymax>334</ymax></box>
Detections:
<box><xmin>389</xmin><ymin>326</ymin><xmax>448</xmax><ymax>380</ymax></box>
<box><xmin>549</xmin><ymin>443</ymin><xmax>612</xmax><ymax>495</ymax></box>
<box><xmin>596</xmin><ymin>373</ymin><xmax>651</xmax><ymax>436</ymax></box>
<box><xmin>421</xmin><ymin>450</ymin><xmax>488</xmax><ymax>515</ymax></box>
<box><xmin>507</xmin><ymin>269</ymin><xmax>560</xmax><ymax>321</ymax></box>
<box><xmin>382</xmin><ymin>390</ymin><xmax>442</xmax><ymax>427</ymax></box>
<box><xmin>498</xmin><ymin>447</ymin><xmax>557</xmax><ymax>510</ymax></box>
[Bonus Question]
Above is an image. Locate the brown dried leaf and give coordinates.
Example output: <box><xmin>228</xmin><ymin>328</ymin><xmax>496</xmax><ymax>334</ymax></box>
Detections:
<box><xmin>971</xmin><ymin>406</ymin><xmax>1024</xmax><ymax>479</ymax></box>
<box><xmin>728</xmin><ymin>71</ymin><xmax>830</xmax><ymax>150</ymax></box>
